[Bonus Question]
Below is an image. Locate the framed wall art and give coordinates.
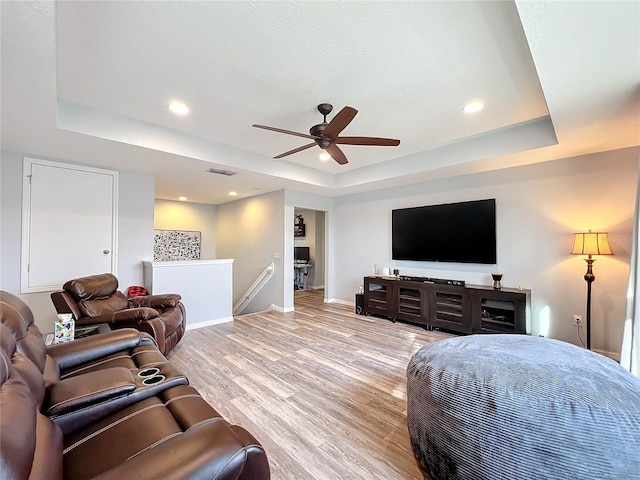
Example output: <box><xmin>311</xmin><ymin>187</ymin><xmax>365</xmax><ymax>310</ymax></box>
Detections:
<box><xmin>294</xmin><ymin>214</ymin><xmax>305</xmax><ymax>237</ymax></box>
<box><xmin>153</xmin><ymin>229</ymin><xmax>201</xmax><ymax>261</ymax></box>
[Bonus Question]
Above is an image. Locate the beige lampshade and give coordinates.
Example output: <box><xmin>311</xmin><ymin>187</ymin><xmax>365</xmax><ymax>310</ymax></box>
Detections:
<box><xmin>571</xmin><ymin>231</ymin><xmax>613</xmax><ymax>256</ymax></box>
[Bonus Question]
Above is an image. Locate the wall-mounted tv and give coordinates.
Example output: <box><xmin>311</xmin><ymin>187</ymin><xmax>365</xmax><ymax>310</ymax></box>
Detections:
<box><xmin>392</xmin><ymin>199</ymin><xmax>496</xmax><ymax>264</ymax></box>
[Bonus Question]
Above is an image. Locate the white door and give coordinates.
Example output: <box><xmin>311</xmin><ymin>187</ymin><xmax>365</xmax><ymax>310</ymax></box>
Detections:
<box><xmin>21</xmin><ymin>158</ymin><xmax>118</xmax><ymax>293</ymax></box>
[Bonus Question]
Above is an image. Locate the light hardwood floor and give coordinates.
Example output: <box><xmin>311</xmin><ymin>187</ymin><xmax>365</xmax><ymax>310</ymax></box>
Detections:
<box><xmin>168</xmin><ymin>289</ymin><xmax>453</xmax><ymax>479</ymax></box>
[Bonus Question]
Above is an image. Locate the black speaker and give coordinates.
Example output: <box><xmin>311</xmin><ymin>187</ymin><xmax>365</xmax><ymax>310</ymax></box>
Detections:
<box><xmin>355</xmin><ymin>293</ymin><xmax>365</xmax><ymax>315</ymax></box>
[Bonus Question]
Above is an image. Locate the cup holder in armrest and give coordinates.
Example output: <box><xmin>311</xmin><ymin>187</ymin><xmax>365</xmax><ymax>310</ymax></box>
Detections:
<box><xmin>141</xmin><ymin>374</ymin><xmax>165</xmax><ymax>386</ymax></box>
<box><xmin>135</xmin><ymin>363</ymin><xmax>187</xmax><ymax>390</ymax></box>
<box><xmin>137</xmin><ymin>367</ymin><xmax>160</xmax><ymax>378</ymax></box>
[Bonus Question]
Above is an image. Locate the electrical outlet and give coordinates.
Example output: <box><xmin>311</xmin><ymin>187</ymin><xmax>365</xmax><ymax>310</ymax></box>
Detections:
<box><xmin>573</xmin><ymin>315</ymin><xmax>583</xmax><ymax>326</ymax></box>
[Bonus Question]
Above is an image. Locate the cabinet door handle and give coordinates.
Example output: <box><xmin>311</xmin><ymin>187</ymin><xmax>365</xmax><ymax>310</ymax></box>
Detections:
<box><xmin>103</xmin><ymin>249</ymin><xmax>110</xmax><ymax>254</ymax></box>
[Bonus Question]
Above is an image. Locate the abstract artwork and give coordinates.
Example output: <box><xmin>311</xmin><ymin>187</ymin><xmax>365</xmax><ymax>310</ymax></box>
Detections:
<box><xmin>153</xmin><ymin>229</ymin><xmax>201</xmax><ymax>261</ymax></box>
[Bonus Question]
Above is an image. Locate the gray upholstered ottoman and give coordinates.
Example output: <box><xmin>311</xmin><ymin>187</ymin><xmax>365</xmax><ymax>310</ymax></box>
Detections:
<box><xmin>407</xmin><ymin>335</ymin><xmax>640</xmax><ymax>480</ymax></box>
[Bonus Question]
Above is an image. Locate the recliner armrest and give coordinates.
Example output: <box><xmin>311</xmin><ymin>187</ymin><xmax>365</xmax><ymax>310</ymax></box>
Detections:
<box><xmin>48</xmin><ymin>363</ymin><xmax>189</xmax><ymax>436</ymax></box>
<box><xmin>75</xmin><ymin>313</ymin><xmax>115</xmax><ymax>326</ymax></box>
<box><xmin>45</xmin><ymin>367</ymin><xmax>136</xmax><ymax>417</ymax></box>
<box><xmin>128</xmin><ymin>294</ymin><xmax>182</xmax><ymax>309</ymax></box>
<box><xmin>50</xmin><ymin>290</ymin><xmax>83</xmax><ymax>323</ymax></box>
<box><xmin>112</xmin><ymin>307</ymin><xmax>159</xmax><ymax>323</ymax></box>
<box><xmin>46</xmin><ymin>328</ymin><xmax>156</xmax><ymax>370</ymax></box>
<box><xmin>75</xmin><ymin>308</ymin><xmax>160</xmax><ymax>327</ymax></box>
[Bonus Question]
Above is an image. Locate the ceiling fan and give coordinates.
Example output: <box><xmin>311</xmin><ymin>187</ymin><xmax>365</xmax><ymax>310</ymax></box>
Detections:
<box><xmin>252</xmin><ymin>103</ymin><xmax>400</xmax><ymax>165</ymax></box>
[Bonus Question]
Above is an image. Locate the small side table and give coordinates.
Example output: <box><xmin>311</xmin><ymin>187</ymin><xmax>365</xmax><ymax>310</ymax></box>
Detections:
<box><xmin>46</xmin><ymin>323</ymin><xmax>111</xmax><ymax>345</ymax></box>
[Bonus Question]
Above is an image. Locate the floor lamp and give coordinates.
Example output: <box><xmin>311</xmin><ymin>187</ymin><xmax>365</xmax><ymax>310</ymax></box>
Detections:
<box><xmin>571</xmin><ymin>231</ymin><xmax>613</xmax><ymax>350</ymax></box>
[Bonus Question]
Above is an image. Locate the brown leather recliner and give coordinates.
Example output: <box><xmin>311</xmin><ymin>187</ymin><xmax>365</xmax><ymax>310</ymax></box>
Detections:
<box><xmin>51</xmin><ymin>273</ymin><xmax>186</xmax><ymax>355</ymax></box>
<box><xmin>1</xmin><ymin>290</ymin><xmax>271</xmax><ymax>480</ymax></box>
<box><xmin>1</xmin><ymin>290</ymin><xmax>186</xmax><ymax>435</ymax></box>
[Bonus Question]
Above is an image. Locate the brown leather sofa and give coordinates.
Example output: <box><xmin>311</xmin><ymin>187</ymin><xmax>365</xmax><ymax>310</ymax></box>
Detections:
<box><xmin>51</xmin><ymin>273</ymin><xmax>186</xmax><ymax>355</ymax></box>
<box><xmin>0</xmin><ymin>290</ymin><xmax>270</xmax><ymax>480</ymax></box>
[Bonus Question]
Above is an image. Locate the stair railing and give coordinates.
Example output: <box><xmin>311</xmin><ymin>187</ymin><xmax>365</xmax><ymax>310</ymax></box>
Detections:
<box><xmin>233</xmin><ymin>262</ymin><xmax>275</xmax><ymax>316</ymax></box>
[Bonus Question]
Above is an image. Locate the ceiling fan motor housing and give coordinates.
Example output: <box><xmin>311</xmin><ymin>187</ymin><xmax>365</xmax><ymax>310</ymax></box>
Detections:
<box><xmin>309</xmin><ymin>123</ymin><xmax>327</xmax><ymax>137</ymax></box>
<box><xmin>317</xmin><ymin>138</ymin><xmax>333</xmax><ymax>149</ymax></box>
<box><xmin>310</xmin><ymin>123</ymin><xmax>333</xmax><ymax>148</ymax></box>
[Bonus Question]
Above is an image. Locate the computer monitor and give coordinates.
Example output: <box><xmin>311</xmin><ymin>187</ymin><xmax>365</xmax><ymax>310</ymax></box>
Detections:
<box><xmin>294</xmin><ymin>246</ymin><xmax>310</xmax><ymax>262</ymax></box>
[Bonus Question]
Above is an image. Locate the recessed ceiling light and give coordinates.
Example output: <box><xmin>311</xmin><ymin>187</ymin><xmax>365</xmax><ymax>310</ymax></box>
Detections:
<box><xmin>319</xmin><ymin>151</ymin><xmax>331</xmax><ymax>161</ymax></box>
<box><xmin>168</xmin><ymin>100</ymin><xmax>189</xmax><ymax>115</ymax></box>
<box><xmin>178</xmin><ymin>196</ymin><xmax>187</xmax><ymax>201</ymax></box>
<box><xmin>229</xmin><ymin>191</ymin><xmax>238</xmax><ymax>196</ymax></box>
<box><xmin>464</xmin><ymin>101</ymin><xmax>484</xmax><ymax>113</ymax></box>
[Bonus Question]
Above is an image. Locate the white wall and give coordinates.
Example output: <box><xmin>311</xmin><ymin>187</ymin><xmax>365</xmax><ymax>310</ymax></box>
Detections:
<box><xmin>331</xmin><ymin>147</ymin><xmax>639</xmax><ymax>357</ymax></box>
<box><xmin>154</xmin><ymin>199</ymin><xmax>217</xmax><ymax>259</ymax></box>
<box><xmin>1</xmin><ymin>151</ymin><xmax>154</xmax><ymax>332</ymax></box>
<box><xmin>216</xmin><ymin>190</ymin><xmax>285</xmax><ymax>313</ymax></box>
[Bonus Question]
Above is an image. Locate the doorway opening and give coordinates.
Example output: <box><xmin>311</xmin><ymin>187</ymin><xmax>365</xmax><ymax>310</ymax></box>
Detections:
<box><xmin>293</xmin><ymin>208</ymin><xmax>325</xmax><ymax>305</ymax></box>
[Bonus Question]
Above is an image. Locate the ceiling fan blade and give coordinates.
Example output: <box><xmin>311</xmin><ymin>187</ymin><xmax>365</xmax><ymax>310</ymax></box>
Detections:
<box><xmin>326</xmin><ymin>144</ymin><xmax>349</xmax><ymax>165</ymax></box>
<box><xmin>253</xmin><ymin>124</ymin><xmax>318</xmax><ymax>140</ymax></box>
<box><xmin>322</xmin><ymin>106</ymin><xmax>358</xmax><ymax>140</ymax></box>
<box><xmin>335</xmin><ymin>136</ymin><xmax>400</xmax><ymax>146</ymax></box>
<box><xmin>274</xmin><ymin>142</ymin><xmax>317</xmax><ymax>159</ymax></box>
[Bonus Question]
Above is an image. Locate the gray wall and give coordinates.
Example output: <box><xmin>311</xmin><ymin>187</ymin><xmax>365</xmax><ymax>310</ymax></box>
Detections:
<box><xmin>330</xmin><ymin>147</ymin><xmax>639</xmax><ymax>357</ymax></box>
<box><xmin>314</xmin><ymin>211</ymin><xmax>325</xmax><ymax>288</ymax></box>
<box><xmin>1</xmin><ymin>150</ymin><xmax>154</xmax><ymax>332</ymax></box>
<box><xmin>216</xmin><ymin>190</ymin><xmax>285</xmax><ymax>313</ymax></box>
<box><xmin>117</xmin><ymin>170</ymin><xmax>155</xmax><ymax>287</ymax></box>
<box><xmin>155</xmin><ymin>199</ymin><xmax>217</xmax><ymax>259</ymax></box>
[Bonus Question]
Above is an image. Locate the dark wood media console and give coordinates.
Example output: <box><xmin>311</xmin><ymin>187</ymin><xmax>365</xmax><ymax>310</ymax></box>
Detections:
<box><xmin>363</xmin><ymin>276</ymin><xmax>530</xmax><ymax>335</ymax></box>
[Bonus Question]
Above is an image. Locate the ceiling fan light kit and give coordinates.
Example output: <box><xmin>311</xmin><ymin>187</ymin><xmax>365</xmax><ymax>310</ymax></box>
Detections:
<box><xmin>252</xmin><ymin>103</ymin><xmax>400</xmax><ymax>165</ymax></box>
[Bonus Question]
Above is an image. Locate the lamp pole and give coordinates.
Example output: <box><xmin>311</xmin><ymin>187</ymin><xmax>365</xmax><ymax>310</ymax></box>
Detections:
<box><xmin>572</xmin><ymin>231</ymin><xmax>612</xmax><ymax>351</ymax></box>
<box><xmin>584</xmin><ymin>256</ymin><xmax>595</xmax><ymax>350</ymax></box>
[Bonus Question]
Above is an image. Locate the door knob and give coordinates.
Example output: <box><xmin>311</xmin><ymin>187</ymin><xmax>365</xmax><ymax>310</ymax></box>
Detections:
<box><xmin>103</xmin><ymin>249</ymin><xmax>110</xmax><ymax>254</ymax></box>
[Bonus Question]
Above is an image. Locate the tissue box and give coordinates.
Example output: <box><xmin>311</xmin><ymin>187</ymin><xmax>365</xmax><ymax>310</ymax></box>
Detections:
<box><xmin>54</xmin><ymin>314</ymin><xmax>75</xmax><ymax>343</ymax></box>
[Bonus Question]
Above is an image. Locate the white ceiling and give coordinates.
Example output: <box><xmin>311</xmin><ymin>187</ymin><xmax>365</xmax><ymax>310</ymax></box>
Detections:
<box><xmin>2</xmin><ymin>1</ymin><xmax>639</xmax><ymax>205</ymax></box>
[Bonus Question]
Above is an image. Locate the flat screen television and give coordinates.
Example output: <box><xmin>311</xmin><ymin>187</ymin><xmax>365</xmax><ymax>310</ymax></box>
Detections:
<box><xmin>392</xmin><ymin>199</ymin><xmax>496</xmax><ymax>264</ymax></box>
<box><xmin>294</xmin><ymin>246</ymin><xmax>310</xmax><ymax>262</ymax></box>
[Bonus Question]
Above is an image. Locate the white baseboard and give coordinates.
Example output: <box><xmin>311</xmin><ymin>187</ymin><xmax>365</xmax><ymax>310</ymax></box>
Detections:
<box><xmin>234</xmin><ymin>304</ymin><xmax>295</xmax><ymax>316</ymax></box>
<box><xmin>325</xmin><ymin>298</ymin><xmax>354</xmax><ymax>306</ymax></box>
<box><xmin>186</xmin><ymin>316</ymin><xmax>234</xmax><ymax>330</ymax></box>
<box><xmin>271</xmin><ymin>304</ymin><xmax>295</xmax><ymax>313</ymax></box>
